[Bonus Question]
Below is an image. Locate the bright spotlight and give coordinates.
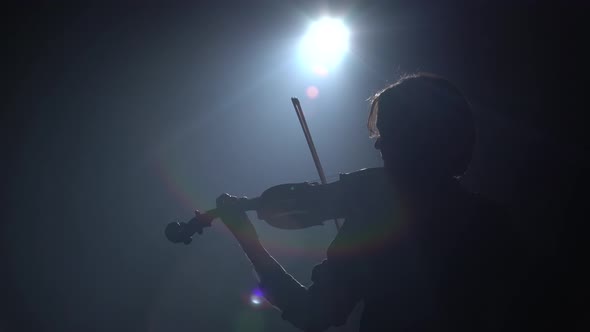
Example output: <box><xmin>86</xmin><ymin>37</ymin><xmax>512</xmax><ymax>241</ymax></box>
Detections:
<box><xmin>299</xmin><ymin>17</ymin><xmax>349</xmax><ymax>72</ymax></box>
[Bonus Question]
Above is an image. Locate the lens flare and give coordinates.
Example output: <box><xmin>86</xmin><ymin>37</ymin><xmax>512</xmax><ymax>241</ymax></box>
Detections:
<box><xmin>250</xmin><ymin>295</ymin><xmax>262</xmax><ymax>305</ymax></box>
<box><xmin>312</xmin><ymin>65</ymin><xmax>329</xmax><ymax>77</ymax></box>
<box><xmin>306</xmin><ymin>86</ymin><xmax>319</xmax><ymax>99</ymax></box>
<box><xmin>249</xmin><ymin>288</ymin><xmax>264</xmax><ymax>307</ymax></box>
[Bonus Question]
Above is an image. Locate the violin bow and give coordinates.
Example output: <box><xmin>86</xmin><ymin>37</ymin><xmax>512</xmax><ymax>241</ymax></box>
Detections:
<box><xmin>291</xmin><ymin>97</ymin><xmax>341</xmax><ymax>232</ymax></box>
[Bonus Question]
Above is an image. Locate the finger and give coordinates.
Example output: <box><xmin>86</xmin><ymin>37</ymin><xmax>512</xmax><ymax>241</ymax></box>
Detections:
<box><xmin>216</xmin><ymin>193</ymin><xmax>238</xmax><ymax>208</ymax></box>
<box><xmin>216</xmin><ymin>193</ymin><xmax>230</xmax><ymax>207</ymax></box>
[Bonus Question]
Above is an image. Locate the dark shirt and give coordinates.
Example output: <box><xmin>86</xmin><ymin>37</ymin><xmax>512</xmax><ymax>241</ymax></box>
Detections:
<box><xmin>258</xmin><ymin>168</ymin><xmax>522</xmax><ymax>332</ymax></box>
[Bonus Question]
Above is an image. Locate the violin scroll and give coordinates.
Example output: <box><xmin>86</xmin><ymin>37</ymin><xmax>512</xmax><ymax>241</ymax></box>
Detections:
<box><xmin>165</xmin><ymin>210</ymin><xmax>215</xmax><ymax>244</ymax></box>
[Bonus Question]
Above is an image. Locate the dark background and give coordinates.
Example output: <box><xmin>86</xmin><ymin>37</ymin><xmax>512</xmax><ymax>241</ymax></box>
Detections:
<box><xmin>2</xmin><ymin>1</ymin><xmax>587</xmax><ymax>331</ymax></box>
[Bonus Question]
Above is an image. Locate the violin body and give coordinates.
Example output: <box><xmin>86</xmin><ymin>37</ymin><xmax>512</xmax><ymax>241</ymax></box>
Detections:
<box><xmin>256</xmin><ymin>181</ymin><xmax>344</xmax><ymax>229</ymax></box>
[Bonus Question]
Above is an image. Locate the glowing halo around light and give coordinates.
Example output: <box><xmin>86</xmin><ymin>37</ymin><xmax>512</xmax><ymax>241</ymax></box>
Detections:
<box><xmin>299</xmin><ymin>17</ymin><xmax>350</xmax><ymax>72</ymax></box>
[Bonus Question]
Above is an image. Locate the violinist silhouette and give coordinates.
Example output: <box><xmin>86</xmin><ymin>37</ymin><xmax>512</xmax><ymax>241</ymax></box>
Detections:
<box><xmin>211</xmin><ymin>73</ymin><xmax>524</xmax><ymax>332</ymax></box>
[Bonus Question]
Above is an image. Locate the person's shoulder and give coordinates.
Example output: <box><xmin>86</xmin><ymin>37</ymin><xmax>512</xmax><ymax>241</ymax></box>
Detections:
<box><xmin>338</xmin><ymin>167</ymin><xmax>390</xmax><ymax>194</ymax></box>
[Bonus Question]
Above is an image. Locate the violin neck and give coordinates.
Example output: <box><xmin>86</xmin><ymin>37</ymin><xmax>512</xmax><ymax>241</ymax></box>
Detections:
<box><xmin>207</xmin><ymin>196</ymin><xmax>261</xmax><ymax>217</ymax></box>
<box><xmin>236</xmin><ymin>196</ymin><xmax>261</xmax><ymax>212</ymax></box>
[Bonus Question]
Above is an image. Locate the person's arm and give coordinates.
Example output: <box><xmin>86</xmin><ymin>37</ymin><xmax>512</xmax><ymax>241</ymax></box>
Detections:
<box><xmin>215</xmin><ymin>193</ymin><xmax>361</xmax><ymax>331</ymax></box>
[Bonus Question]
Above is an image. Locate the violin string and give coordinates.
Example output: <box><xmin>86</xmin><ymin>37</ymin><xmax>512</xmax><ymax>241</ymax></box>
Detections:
<box><xmin>308</xmin><ymin>173</ymin><xmax>340</xmax><ymax>183</ymax></box>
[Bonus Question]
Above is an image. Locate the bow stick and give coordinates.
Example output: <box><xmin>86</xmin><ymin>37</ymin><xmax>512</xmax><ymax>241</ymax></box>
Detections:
<box><xmin>291</xmin><ymin>97</ymin><xmax>341</xmax><ymax>232</ymax></box>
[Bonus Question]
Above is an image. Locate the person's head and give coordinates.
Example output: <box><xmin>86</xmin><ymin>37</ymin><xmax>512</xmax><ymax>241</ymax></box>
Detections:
<box><xmin>368</xmin><ymin>73</ymin><xmax>475</xmax><ymax>181</ymax></box>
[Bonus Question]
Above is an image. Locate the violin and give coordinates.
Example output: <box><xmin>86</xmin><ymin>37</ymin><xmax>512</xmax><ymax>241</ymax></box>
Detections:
<box><xmin>165</xmin><ymin>167</ymin><xmax>387</xmax><ymax>245</ymax></box>
<box><xmin>165</xmin><ymin>180</ymin><xmax>346</xmax><ymax>245</ymax></box>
